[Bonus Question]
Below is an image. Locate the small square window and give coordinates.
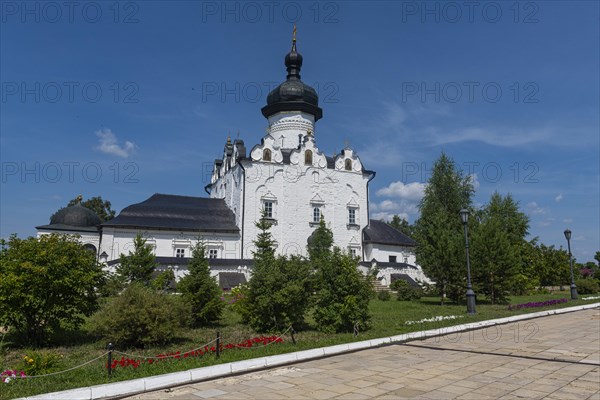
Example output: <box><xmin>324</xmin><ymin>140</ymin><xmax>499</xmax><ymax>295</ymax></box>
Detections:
<box><xmin>403</xmin><ymin>256</ymin><xmax>408</xmax><ymax>264</ymax></box>
<box><xmin>389</xmin><ymin>255</ymin><xmax>397</xmax><ymax>263</ymax></box>
<box><xmin>175</xmin><ymin>248</ymin><xmax>185</xmax><ymax>258</ymax></box>
<box><xmin>208</xmin><ymin>249</ymin><xmax>218</xmax><ymax>259</ymax></box>
<box><xmin>350</xmin><ymin>248</ymin><xmax>357</xmax><ymax>257</ymax></box>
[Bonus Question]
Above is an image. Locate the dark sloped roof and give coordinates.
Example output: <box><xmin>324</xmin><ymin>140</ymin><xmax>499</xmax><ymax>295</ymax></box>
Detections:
<box><xmin>37</xmin><ymin>204</ymin><xmax>101</xmax><ymax>232</ymax></box>
<box><xmin>102</xmin><ymin>194</ymin><xmax>239</xmax><ymax>232</ymax></box>
<box><xmin>35</xmin><ymin>223</ymin><xmax>99</xmax><ymax>233</ymax></box>
<box><xmin>219</xmin><ymin>272</ymin><xmax>247</xmax><ymax>290</ymax></box>
<box><xmin>390</xmin><ymin>273</ymin><xmax>419</xmax><ymax>288</ymax></box>
<box><xmin>363</xmin><ymin>220</ymin><xmax>416</xmax><ymax>246</ymax></box>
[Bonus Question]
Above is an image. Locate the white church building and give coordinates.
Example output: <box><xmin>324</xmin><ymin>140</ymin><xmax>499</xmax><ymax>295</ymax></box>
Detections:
<box><xmin>37</xmin><ymin>36</ymin><xmax>429</xmax><ymax>289</ymax></box>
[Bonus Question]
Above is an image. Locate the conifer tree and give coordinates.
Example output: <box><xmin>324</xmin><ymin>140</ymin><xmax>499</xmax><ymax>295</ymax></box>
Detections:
<box><xmin>414</xmin><ymin>153</ymin><xmax>474</xmax><ymax>304</ymax></box>
<box><xmin>471</xmin><ymin>192</ymin><xmax>529</xmax><ymax>303</ymax></box>
<box><xmin>117</xmin><ymin>233</ymin><xmax>157</xmax><ymax>286</ymax></box>
<box><xmin>178</xmin><ymin>239</ymin><xmax>223</xmax><ymax>326</ymax></box>
<box><xmin>310</xmin><ymin>219</ymin><xmax>373</xmax><ymax>332</ymax></box>
<box><xmin>244</xmin><ymin>215</ymin><xmax>312</xmax><ymax>331</ymax></box>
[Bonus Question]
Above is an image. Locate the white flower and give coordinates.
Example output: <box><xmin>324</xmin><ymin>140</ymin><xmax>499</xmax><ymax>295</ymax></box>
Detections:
<box><xmin>582</xmin><ymin>296</ymin><xmax>600</xmax><ymax>301</ymax></box>
<box><xmin>405</xmin><ymin>315</ymin><xmax>462</xmax><ymax>325</ymax></box>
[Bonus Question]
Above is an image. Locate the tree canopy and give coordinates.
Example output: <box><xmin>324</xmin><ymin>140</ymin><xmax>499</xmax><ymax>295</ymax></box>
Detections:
<box><xmin>0</xmin><ymin>234</ymin><xmax>105</xmax><ymax>345</ymax></box>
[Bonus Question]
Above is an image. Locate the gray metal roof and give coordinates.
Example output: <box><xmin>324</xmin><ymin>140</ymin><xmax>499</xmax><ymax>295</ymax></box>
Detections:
<box><xmin>102</xmin><ymin>193</ymin><xmax>239</xmax><ymax>232</ymax></box>
<box><xmin>363</xmin><ymin>219</ymin><xmax>416</xmax><ymax>247</ymax></box>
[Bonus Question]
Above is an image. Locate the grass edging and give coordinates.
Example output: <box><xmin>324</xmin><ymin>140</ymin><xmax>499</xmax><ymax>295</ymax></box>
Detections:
<box><xmin>22</xmin><ymin>302</ymin><xmax>600</xmax><ymax>400</ymax></box>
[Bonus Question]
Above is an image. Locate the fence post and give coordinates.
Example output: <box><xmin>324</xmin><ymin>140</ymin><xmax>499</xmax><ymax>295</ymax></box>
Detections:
<box><xmin>107</xmin><ymin>343</ymin><xmax>114</xmax><ymax>379</ymax></box>
<box><xmin>216</xmin><ymin>331</ymin><xmax>221</xmax><ymax>359</ymax></box>
<box><xmin>290</xmin><ymin>326</ymin><xmax>296</xmax><ymax>345</ymax></box>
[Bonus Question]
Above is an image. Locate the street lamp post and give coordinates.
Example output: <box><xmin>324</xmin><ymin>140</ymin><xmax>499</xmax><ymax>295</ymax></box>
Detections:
<box><xmin>563</xmin><ymin>229</ymin><xmax>578</xmax><ymax>300</ymax></box>
<box><xmin>460</xmin><ymin>209</ymin><xmax>476</xmax><ymax>314</ymax></box>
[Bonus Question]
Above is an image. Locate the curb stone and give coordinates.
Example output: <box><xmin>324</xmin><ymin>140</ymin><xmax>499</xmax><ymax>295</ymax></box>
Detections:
<box><xmin>22</xmin><ymin>302</ymin><xmax>600</xmax><ymax>400</ymax></box>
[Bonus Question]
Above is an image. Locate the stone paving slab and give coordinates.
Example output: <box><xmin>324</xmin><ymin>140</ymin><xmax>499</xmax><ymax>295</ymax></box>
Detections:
<box><xmin>127</xmin><ymin>307</ymin><xmax>600</xmax><ymax>399</ymax></box>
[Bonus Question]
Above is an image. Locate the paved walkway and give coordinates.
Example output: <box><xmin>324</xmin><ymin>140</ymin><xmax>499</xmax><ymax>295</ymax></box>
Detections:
<box><xmin>127</xmin><ymin>308</ymin><xmax>600</xmax><ymax>399</ymax></box>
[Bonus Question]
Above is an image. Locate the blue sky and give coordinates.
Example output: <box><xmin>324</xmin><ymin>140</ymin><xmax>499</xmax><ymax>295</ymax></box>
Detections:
<box><xmin>1</xmin><ymin>1</ymin><xmax>598</xmax><ymax>262</ymax></box>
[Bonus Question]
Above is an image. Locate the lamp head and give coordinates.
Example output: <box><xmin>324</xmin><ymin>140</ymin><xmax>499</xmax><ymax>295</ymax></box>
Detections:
<box><xmin>564</xmin><ymin>229</ymin><xmax>572</xmax><ymax>241</ymax></box>
<box><xmin>460</xmin><ymin>209</ymin><xmax>469</xmax><ymax>225</ymax></box>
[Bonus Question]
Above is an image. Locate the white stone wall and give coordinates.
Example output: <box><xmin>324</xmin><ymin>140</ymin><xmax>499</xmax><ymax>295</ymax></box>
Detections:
<box><xmin>365</xmin><ymin>243</ymin><xmax>416</xmax><ymax>265</ymax></box>
<box><xmin>377</xmin><ymin>266</ymin><xmax>431</xmax><ymax>286</ymax></box>
<box><xmin>37</xmin><ymin>229</ymin><xmax>100</xmax><ymax>254</ymax></box>
<box><xmin>98</xmin><ymin>228</ymin><xmax>240</xmax><ymax>262</ymax></box>
<box><xmin>155</xmin><ymin>262</ymin><xmax>251</xmax><ymax>282</ymax></box>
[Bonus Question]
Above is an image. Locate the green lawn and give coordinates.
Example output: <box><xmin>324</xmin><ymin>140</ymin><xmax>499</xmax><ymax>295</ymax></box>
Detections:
<box><xmin>1</xmin><ymin>291</ymin><xmax>598</xmax><ymax>399</ymax></box>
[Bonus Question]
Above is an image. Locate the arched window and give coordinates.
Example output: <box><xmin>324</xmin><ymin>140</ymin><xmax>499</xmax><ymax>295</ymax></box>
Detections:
<box><xmin>305</xmin><ymin>150</ymin><xmax>313</xmax><ymax>165</ymax></box>
<box><xmin>83</xmin><ymin>244</ymin><xmax>97</xmax><ymax>255</ymax></box>
<box><xmin>263</xmin><ymin>148</ymin><xmax>271</xmax><ymax>162</ymax></box>
<box><xmin>345</xmin><ymin>159</ymin><xmax>352</xmax><ymax>171</ymax></box>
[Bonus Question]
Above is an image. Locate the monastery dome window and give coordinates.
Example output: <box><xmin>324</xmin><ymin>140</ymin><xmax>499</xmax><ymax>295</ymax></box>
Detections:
<box><xmin>263</xmin><ymin>148</ymin><xmax>272</xmax><ymax>162</ymax></box>
<box><xmin>305</xmin><ymin>150</ymin><xmax>313</xmax><ymax>165</ymax></box>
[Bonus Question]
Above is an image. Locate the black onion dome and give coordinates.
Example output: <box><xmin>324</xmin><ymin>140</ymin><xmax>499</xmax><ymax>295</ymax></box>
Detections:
<box><xmin>262</xmin><ymin>38</ymin><xmax>323</xmax><ymax>121</ymax></box>
<box><xmin>50</xmin><ymin>204</ymin><xmax>101</xmax><ymax>228</ymax></box>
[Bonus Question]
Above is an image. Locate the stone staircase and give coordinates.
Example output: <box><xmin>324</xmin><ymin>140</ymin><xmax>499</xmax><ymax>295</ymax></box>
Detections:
<box><xmin>372</xmin><ymin>280</ymin><xmax>389</xmax><ymax>292</ymax></box>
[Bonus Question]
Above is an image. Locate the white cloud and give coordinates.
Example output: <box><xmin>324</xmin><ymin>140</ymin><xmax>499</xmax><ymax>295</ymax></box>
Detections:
<box><xmin>563</xmin><ymin>218</ymin><xmax>573</xmax><ymax>223</ymax></box>
<box><xmin>468</xmin><ymin>173</ymin><xmax>480</xmax><ymax>190</ymax></box>
<box><xmin>95</xmin><ymin>128</ymin><xmax>136</xmax><ymax>158</ymax></box>
<box><xmin>526</xmin><ymin>201</ymin><xmax>547</xmax><ymax>215</ymax></box>
<box><xmin>370</xmin><ymin>199</ymin><xmax>419</xmax><ymax>223</ymax></box>
<box><xmin>378</xmin><ymin>200</ymin><xmax>400</xmax><ymax>211</ymax></box>
<box><xmin>376</xmin><ymin>181</ymin><xmax>426</xmax><ymax>201</ymax></box>
<box><xmin>555</xmin><ymin>194</ymin><xmax>563</xmax><ymax>203</ymax></box>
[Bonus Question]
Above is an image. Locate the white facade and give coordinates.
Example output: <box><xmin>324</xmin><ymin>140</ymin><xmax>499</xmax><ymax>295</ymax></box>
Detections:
<box><xmin>209</xmin><ymin>111</ymin><xmax>371</xmax><ymax>259</ymax></box>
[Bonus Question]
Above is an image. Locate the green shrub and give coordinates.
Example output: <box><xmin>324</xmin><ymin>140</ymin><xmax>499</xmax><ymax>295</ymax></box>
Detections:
<box><xmin>313</xmin><ymin>248</ymin><xmax>373</xmax><ymax>333</ymax></box>
<box><xmin>390</xmin><ymin>280</ymin><xmax>423</xmax><ymax>301</ymax></box>
<box><xmin>377</xmin><ymin>291</ymin><xmax>391</xmax><ymax>301</ymax></box>
<box><xmin>244</xmin><ymin>255</ymin><xmax>312</xmax><ymax>332</ymax></box>
<box><xmin>575</xmin><ymin>278</ymin><xmax>600</xmax><ymax>295</ymax></box>
<box><xmin>88</xmin><ymin>284</ymin><xmax>189</xmax><ymax>348</ymax></box>
<box><xmin>0</xmin><ymin>234</ymin><xmax>105</xmax><ymax>346</ymax></box>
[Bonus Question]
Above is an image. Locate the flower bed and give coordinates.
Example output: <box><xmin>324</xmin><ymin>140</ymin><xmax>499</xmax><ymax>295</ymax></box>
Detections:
<box><xmin>508</xmin><ymin>298</ymin><xmax>568</xmax><ymax>310</ymax></box>
<box><xmin>2</xmin><ymin>369</ymin><xmax>26</xmax><ymax>384</ymax></box>
<box><xmin>109</xmin><ymin>335</ymin><xmax>284</xmax><ymax>370</ymax></box>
